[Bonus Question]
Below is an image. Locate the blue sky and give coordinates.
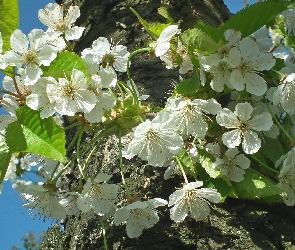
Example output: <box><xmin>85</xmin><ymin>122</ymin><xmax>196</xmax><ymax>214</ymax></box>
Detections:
<box><xmin>0</xmin><ymin>0</ymin><xmax>254</xmax><ymax>249</ymax></box>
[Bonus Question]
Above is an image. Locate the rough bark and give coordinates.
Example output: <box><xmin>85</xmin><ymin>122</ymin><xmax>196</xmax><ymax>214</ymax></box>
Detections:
<box><xmin>39</xmin><ymin>1</ymin><xmax>295</xmax><ymax>250</ymax></box>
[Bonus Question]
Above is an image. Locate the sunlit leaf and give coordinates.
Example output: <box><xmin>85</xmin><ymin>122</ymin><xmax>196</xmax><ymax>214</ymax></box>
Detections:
<box><xmin>0</xmin><ymin>0</ymin><xmax>18</xmax><ymax>52</ymax></box>
<box><xmin>6</xmin><ymin>106</ymin><xmax>66</xmax><ymax>163</ymax></box>
<box><xmin>0</xmin><ymin>134</ymin><xmax>12</xmax><ymax>184</ymax></box>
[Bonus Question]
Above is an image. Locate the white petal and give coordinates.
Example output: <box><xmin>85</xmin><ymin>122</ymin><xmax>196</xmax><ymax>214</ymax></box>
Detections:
<box><xmin>77</xmin><ymin>195</ymin><xmax>92</xmax><ymax>213</ymax></box>
<box><xmin>229</xmin><ymin>167</ymin><xmax>245</xmax><ymax>182</ymax></box>
<box><xmin>249</xmin><ymin>112</ymin><xmax>273</xmax><ymax>131</ymax></box>
<box><xmin>229</xmin><ymin>70</ymin><xmax>245</xmax><ymax>91</ymax></box>
<box><xmin>65</xmin><ymin>26</ymin><xmax>85</xmax><ymax>41</ymax></box>
<box><xmin>235</xmin><ymin>154</ymin><xmax>250</xmax><ymax>169</ymax></box>
<box><xmin>114</xmin><ymin>207</ymin><xmax>130</xmax><ymax>225</ymax></box>
<box><xmin>244</xmin><ymin>72</ymin><xmax>267</xmax><ymax>96</ymax></box>
<box><xmin>234</xmin><ymin>102</ymin><xmax>253</xmax><ymax>122</ymax></box>
<box><xmin>225</xmin><ymin>148</ymin><xmax>239</xmax><ymax>159</ymax></box>
<box><xmin>239</xmin><ymin>37</ymin><xmax>259</xmax><ymax>61</ymax></box>
<box><xmin>189</xmin><ymin>197</ymin><xmax>210</xmax><ymax>221</ymax></box>
<box><xmin>242</xmin><ymin>131</ymin><xmax>261</xmax><ymax>154</ymax></box>
<box><xmin>169</xmin><ymin>197</ymin><xmax>188</xmax><ymax>222</ymax></box>
<box><xmin>157</xmin><ymin>25</ymin><xmax>179</xmax><ymax>43</ymax></box>
<box><xmin>216</xmin><ymin>109</ymin><xmax>238</xmax><ymax>128</ymax></box>
<box><xmin>10</xmin><ymin>30</ymin><xmax>28</xmax><ymax>54</ymax></box>
<box><xmin>222</xmin><ymin>130</ymin><xmax>242</xmax><ymax>148</ymax></box>
<box><xmin>197</xmin><ymin>188</ymin><xmax>221</xmax><ymax>203</ymax></box>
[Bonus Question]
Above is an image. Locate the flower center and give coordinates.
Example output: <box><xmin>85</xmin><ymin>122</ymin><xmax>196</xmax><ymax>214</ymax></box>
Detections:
<box><xmin>61</xmin><ymin>83</ymin><xmax>78</xmax><ymax>98</ymax></box>
<box><xmin>24</xmin><ymin>50</ymin><xmax>38</xmax><ymax>65</ymax></box>
<box><xmin>238</xmin><ymin>121</ymin><xmax>249</xmax><ymax>132</ymax></box>
<box><xmin>218</xmin><ymin>61</ymin><xmax>229</xmax><ymax>73</ymax></box>
<box><xmin>102</xmin><ymin>53</ymin><xmax>115</xmax><ymax>68</ymax></box>
<box><xmin>56</xmin><ymin>21</ymin><xmax>67</xmax><ymax>33</ymax></box>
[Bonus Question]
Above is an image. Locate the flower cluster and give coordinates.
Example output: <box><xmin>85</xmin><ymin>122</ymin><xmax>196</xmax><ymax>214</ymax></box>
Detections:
<box><xmin>2</xmin><ymin>2</ymin><xmax>295</xmax><ymax>246</ymax></box>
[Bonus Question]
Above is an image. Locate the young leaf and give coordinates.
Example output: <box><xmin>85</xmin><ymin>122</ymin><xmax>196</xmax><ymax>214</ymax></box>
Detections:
<box><xmin>5</xmin><ymin>106</ymin><xmax>66</xmax><ymax>163</ymax></box>
<box><xmin>198</xmin><ymin>147</ymin><xmax>221</xmax><ymax>178</ymax></box>
<box><xmin>158</xmin><ymin>6</ymin><xmax>173</xmax><ymax>24</ymax></box>
<box><xmin>42</xmin><ymin>51</ymin><xmax>89</xmax><ymax>81</ymax></box>
<box><xmin>232</xmin><ymin>168</ymin><xmax>281</xmax><ymax>199</ymax></box>
<box><xmin>0</xmin><ymin>0</ymin><xmax>18</xmax><ymax>52</ymax></box>
<box><xmin>0</xmin><ymin>134</ymin><xmax>12</xmax><ymax>184</ymax></box>
<box><xmin>195</xmin><ymin>20</ymin><xmax>223</xmax><ymax>44</ymax></box>
<box><xmin>130</xmin><ymin>7</ymin><xmax>158</xmax><ymax>40</ymax></box>
<box><xmin>219</xmin><ymin>1</ymin><xmax>295</xmax><ymax>39</ymax></box>
<box><xmin>175</xmin><ymin>78</ymin><xmax>198</xmax><ymax>95</ymax></box>
<box><xmin>181</xmin><ymin>28</ymin><xmax>222</xmax><ymax>55</ymax></box>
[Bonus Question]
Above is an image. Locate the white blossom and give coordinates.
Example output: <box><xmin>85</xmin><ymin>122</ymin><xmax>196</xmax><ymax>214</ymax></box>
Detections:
<box><xmin>216</xmin><ymin>102</ymin><xmax>273</xmax><ymax>154</ymax></box>
<box><xmin>123</xmin><ymin>112</ymin><xmax>184</xmax><ymax>166</ymax></box>
<box><xmin>82</xmin><ymin>37</ymin><xmax>129</xmax><ymax>72</ymax></box>
<box><xmin>13</xmin><ymin>181</ymin><xmax>68</xmax><ymax>220</ymax></box>
<box><xmin>273</xmin><ymin>73</ymin><xmax>295</xmax><ymax>115</ymax></box>
<box><xmin>77</xmin><ymin>173</ymin><xmax>118</xmax><ymax>216</ymax></box>
<box><xmin>166</xmin><ymin>97</ymin><xmax>221</xmax><ymax>138</ymax></box>
<box><xmin>83</xmin><ymin>69</ymin><xmax>116</xmax><ymax>123</ymax></box>
<box><xmin>277</xmin><ymin>164</ymin><xmax>295</xmax><ymax>206</ymax></box>
<box><xmin>228</xmin><ymin>37</ymin><xmax>275</xmax><ymax>96</ymax></box>
<box><xmin>250</xmin><ymin>26</ymin><xmax>273</xmax><ymax>52</ymax></box>
<box><xmin>275</xmin><ymin>148</ymin><xmax>295</xmax><ymax>206</ymax></box>
<box><xmin>46</xmin><ymin>70</ymin><xmax>97</xmax><ymax>116</ymax></box>
<box><xmin>38</xmin><ymin>3</ymin><xmax>85</xmax><ymax>41</ymax></box>
<box><xmin>114</xmin><ymin>198</ymin><xmax>167</xmax><ymax>238</ymax></box>
<box><xmin>4</xmin><ymin>29</ymin><xmax>56</xmax><ymax>85</ymax></box>
<box><xmin>3</xmin><ymin>154</ymin><xmax>18</xmax><ymax>182</ymax></box>
<box><xmin>154</xmin><ymin>25</ymin><xmax>180</xmax><ymax>57</ymax></box>
<box><xmin>283</xmin><ymin>7</ymin><xmax>295</xmax><ymax>36</ymax></box>
<box><xmin>213</xmin><ymin>148</ymin><xmax>250</xmax><ymax>182</ymax></box>
<box><xmin>26</xmin><ymin>77</ymin><xmax>56</xmax><ymax>118</ymax></box>
<box><xmin>169</xmin><ymin>181</ymin><xmax>221</xmax><ymax>222</ymax></box>
<box><xmin>20</xmin><ymin>154</ymin><xmax>42</xmax><ymax>171</ymax></box>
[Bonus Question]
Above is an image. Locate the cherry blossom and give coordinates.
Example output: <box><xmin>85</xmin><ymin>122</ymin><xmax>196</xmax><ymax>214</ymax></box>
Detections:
<box><xmin>113</xmin><ymin>198</ymin><xmax>167</xmax><ymax>238</ymax></box>
<box><xmin>169</xmin><ymin>181</ymin><xmax>221</xmax><ymax>222</ymax></box>
<box><xmin>216</xmin><ymin>102</ymin><xmax>273</xmax><ymax>154</ymax></box>
<box><xmin>4</xmin><ymin>29</ymin><xmax>57</xmax><ymax>85</ymax></box>
<box><xmin>38</xmin><ymin>3</ymin><xmax>85</xmax><ymax>41</ymax></box>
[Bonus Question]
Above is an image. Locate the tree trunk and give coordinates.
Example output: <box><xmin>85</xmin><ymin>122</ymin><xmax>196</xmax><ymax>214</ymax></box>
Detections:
<box><xmin>39</xmin><ymin>1</ymin><xmax>295</xmax><ymax>250</ymax></box>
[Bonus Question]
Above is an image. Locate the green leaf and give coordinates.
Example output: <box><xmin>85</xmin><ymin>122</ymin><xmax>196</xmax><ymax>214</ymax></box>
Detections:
<box><xmin>181</xmin><ymin>28</ymin><xmax>222</xmax><ymax>55</ymax></box>
<box><xmin>195</xmin><ymin>20</ymin><xmax>223</xmax><ymax>44</ymax></box>
<box><xmin>198</xmin><ymin>147</ymin><xmax>221</xmax><ymax>178</ymax></box>
<box><xmin>261</xmin><ymin>136</ymin><xmax>286</xmax><ymax>164</ymax></box>
<box><xmin>196</xmin><ymin>162</ymin><xmax>236</xmax><ymax>199</ymax></box>
<box><xmin>6</xmin><ymin>106</ymin><xmax>66</xmax><ymax>163</ymax></box>
<box><xmin>0</xmin><ymin>134</ymin><xmax>12</xmax><ymax>184</ymax></box>
<box><xmin>232</xmin><ymin>168</ymin><xmax>281</xmax><ymax>199</ymax></box>
<box><xmin>176</xmin><ymin>149</ymin><xmax>197</xmax><ymax>179</ymax></box>
<box><xmin>175</xmin><ymin>77</ymin><xmax>199</xmax><ymax>95</ymax></box>
<box><xmin>130</xmin><ymin>7</ymin><xmax>158</xmax><ymax>40</ymax></box>
<box><xmin>219</xmin><ymin>1</ymin><xmax>294</xmax><ymax>39</ymax></box>
<box><xmin>0</xmin><ymin>0</ymin><xmax>18</xmax><ymax>52</ymax></box>
<box><xmin>158</xmin><ymin>6</ymin><xmax>173</xmax><ymax>24</ymax></box>
<box><xmin>42</xmin><ymin>51</ymin><xmax>89</xmax><ymax>81</ymax></box>
<box><xmin>148</xmin><ymin>23</ymin><xmax>170</xmax><ymax>38</ymax></box>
